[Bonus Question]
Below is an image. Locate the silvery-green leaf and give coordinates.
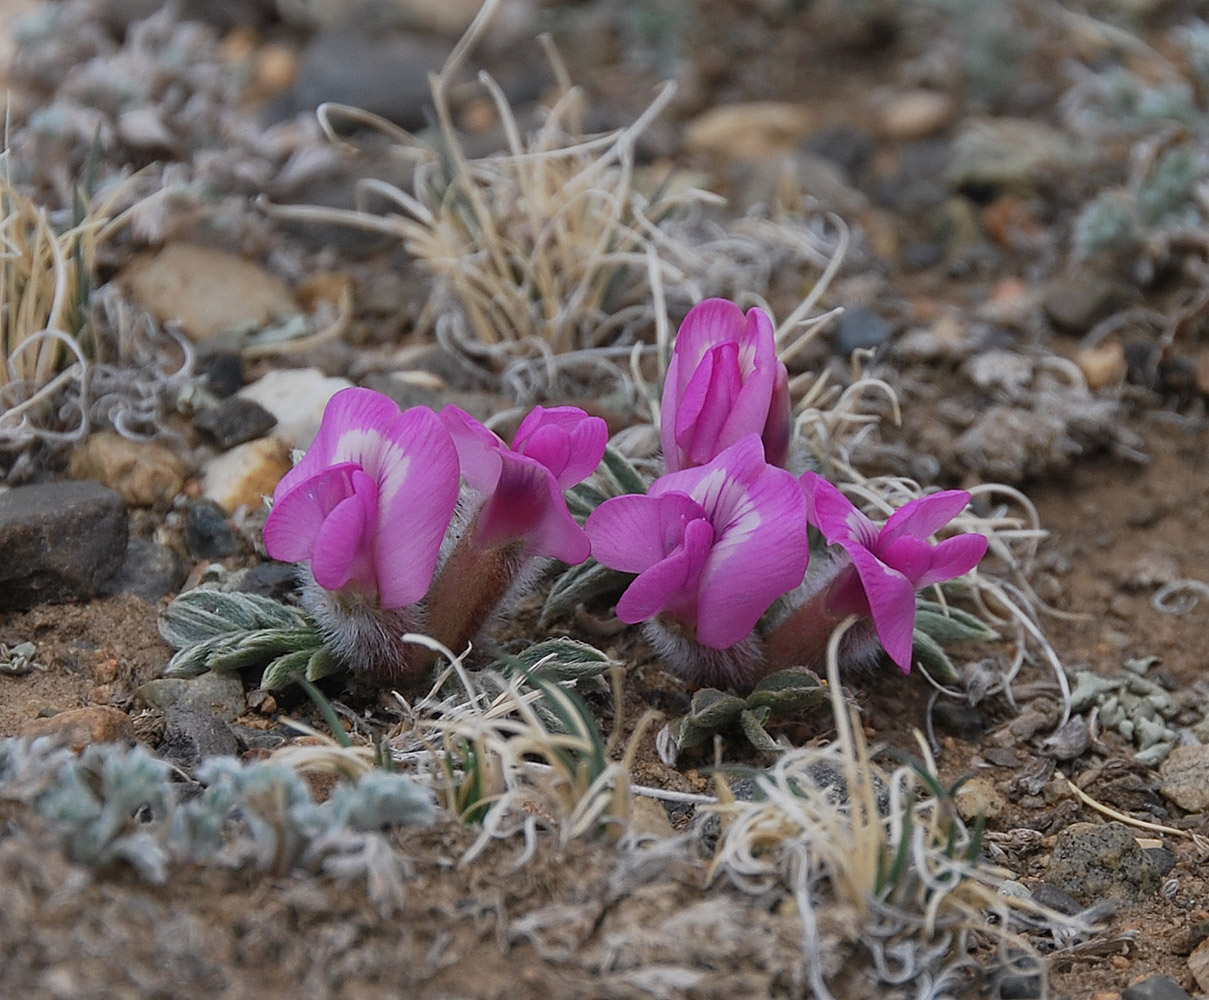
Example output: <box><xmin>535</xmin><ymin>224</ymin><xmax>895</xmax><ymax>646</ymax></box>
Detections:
<box><xmin>739</xmin><ymin>709</ymin><xmax>780</xmax><ymax>753</ymax></box>
<box><xmin>505</xmin><ymin>638</ymin><xmax>615</xmax><ymax>683</ymax></box>
<box><xmin>541</xmin><ymin>558</ymin><xmax>633</xmax><ymax>622</ymax></box>
<box><xmin>911</xmin><ymin>628</ymin><xmax>960</xmax><ymax>684</ymax></box>
<box><xmin>259</xmin><ymin>648</ymin><xmax>316</xmax><ymax>690</ymax></box>
<box><xmin>207</xmin><ymin>628</ymin><xmax>321</xmax><ymax>673</ymax></box>
<box><xmin>915</xmin><ymin>601</ymin><xmax>998</xmax><ymax>643</ymax></box>
<box><xmin>746</xmin><ymin>668</ymin><xmax>827</xmax><ymax>714</ymax></box>
<box><xmin>164</xmin><ymin>635</ymin><xmax>233</xmax><ymax>678</ymax></box>
<box><xmin>159</xmin><ymin>589</ymin><xmax>306</xmax><ymax>648</ymax></box>
<box><xmin>305</xmin><ymin>645</ymin><xmax>344</xmax><ymax>683</ymax></box>
<box><xmin>669</xmin><ymin>715</ymin><xmax>713</xmax><ymax>752</ymax></box>
<box><xmin>686</xmin><ymin>688</ymin><xmax>746</xmax><ymax>730</ymax></box>
<box><xmin>596</xmin><ymin>444</ymin><xmax>649</xmax><ymax>497</ymax></box>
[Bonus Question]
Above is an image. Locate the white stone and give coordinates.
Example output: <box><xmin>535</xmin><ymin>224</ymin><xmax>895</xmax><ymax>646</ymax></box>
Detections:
<box><xmin>238</xmin><ymin>368</ymin><xmax>353</xmax><ymax>449</ymax></box>
<box><xmin>202</xmin><ymin>437</ymin><xmax>294</xmax><ymax>515</ymax></box>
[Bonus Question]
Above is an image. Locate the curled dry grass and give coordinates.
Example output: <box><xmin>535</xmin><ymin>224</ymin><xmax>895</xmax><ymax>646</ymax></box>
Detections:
<box><xmin>264</xmin><ymin>0</ymin><xmax>840</xmax><ymax>404</ymax></box>
<box><xmin>0</xmin><ymin>159</ymin><xmax>102</xmax><ymax>444</ymax></box>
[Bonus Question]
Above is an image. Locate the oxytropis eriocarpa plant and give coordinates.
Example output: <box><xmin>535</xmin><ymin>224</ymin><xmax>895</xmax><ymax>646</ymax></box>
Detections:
<box><xmin>261</xmin><ymin>387</ymin><xmax>606</xmax><ymax>680</ymax></box>
<box><xmin>585</xmin><ymin>297</ymin><xmax>991</xmax><ymax>695</ymax></box>
<box><xmin>172</xmin><ymin>295</ymin><xmax>990</xmax><ymax>717</ymax></box>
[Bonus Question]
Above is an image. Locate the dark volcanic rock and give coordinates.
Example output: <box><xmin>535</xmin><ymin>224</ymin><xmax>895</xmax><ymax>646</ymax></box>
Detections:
<box><xmin>1121</xmin><ymin>975</ymin><xmax>1195</xmax><ymax>1000</ymax></box>
<box><xmin>184</xmin><ymin>498</ymin><xmax>241</xmax><ymax>560</ymax></box>
<box><xmin>1045</xmin><ymin>820</ymin><xmax>1161</xmax><ymax>906</ymax></box>
<box><xmin>193</xmin><ymin>397</ymin><xmax>277</xmax><ymax>450</ymax></box>
<box><xmin>0</xmin><ymin>480</ymin><xmax>128</xmax><ymax>611</ymax></box>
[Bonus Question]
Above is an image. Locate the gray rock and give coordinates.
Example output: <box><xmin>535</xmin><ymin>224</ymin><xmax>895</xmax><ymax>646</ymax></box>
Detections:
<box><xmin>1039</xmin><ymin>715</ymin><xmax>1091</xmax><ymax>761</ymax></box>
<box><xmin>1043</xmin><ymin>270</ymin><xmax>1121</xmax><ymax>334</ymax></box>
<box><xmin>996</xmin><ymin>972</ymin><xmax>1042</xmax><ymax>999</ymax></box>
<box><xmin>1159</xmin><ymin>745</ymin><xmax>1209</xmax><ymax>813</ymax></box>
<box><xmin>1121</xmin><ymin>975</ymin><xmax>1195</xmax><ymax>1000</ymax></box>
<box><xmin>803</xmin><ymin>124</ymin><xmax>874</xmax><ymax>181</ymax></box>
<box><xmin>193</xmin><ymin>397</ymin><xmax>277</xmax><ymax>451</ymax></box>
<box><xmin>1045</xmin><ymin>820</ymin><xmax>1161</xmax><ymax>906</ymax></box>
<box><xmin>136</xmin><ymin>672</ymin><xmax>247</xmax><ymax>723</ymax></box>
<box><xmin>1144</xmin><ymin>846</ymin><xmax>1177</xmax><ymax>877</ymax></box>
<box><xmin>1028</xmin><ymin>881</ymin><xmax>1082</xmax><ymax>916</ymax></box>
<box><xmin>184</xmin><ymin>498</ymin><xmax>241</xmax><ymax>560</ymax></box>
<box><xmin>199</xmin><ymin>352</ymin><xmax>244</xmax><ymax>398</ymax></box>
<box><xmin>835</xmin><ymin>306</ymin><xmax>893</xmax><ymax>356</ymax></box>
<box><xmin>0</xmin><ymin>480</ymin><xmax>128</xmax><ymax>611</ymax></box>
<box><xmin>100</xmin><ymin>537</ymin><xmax>187</xmax><ymax>603</ymax></box>
<box><xmin>285</xmin><ymin>28</ymin><xmax>450</xmax><ymax>131</ymax></box>
<box><xmin>947</xmin><ymin>119</ymin><xmax>1077</xmax><ymax>193</ymax></box>
<box><xmin>159</xmin><ymin>707</ymin><xmax>239</xmax><ymax>773</ymax></box>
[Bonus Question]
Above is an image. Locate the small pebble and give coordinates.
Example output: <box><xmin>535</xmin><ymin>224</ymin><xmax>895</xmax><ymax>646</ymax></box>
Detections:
<box><xmin>184</xmin><ymin>498</ymin><xmax>241</xmax><ymax>560</ymax></box>
<box><xmin>1078</xmin><ymin>341</ymin><xmax>1127</xmax><ymax>390</ymax></box>
<box><xmin>19</xmin><ymin>707</ymin><xmax>136</xmax><ymax>751</ymax></box>
<box><xmin>877</xmin><ymin>89</ymin><xmax>956</xmax><ymax>142</ymax></box>
<box><xmin>1117</xmin><ymin>977</ymin><xmax>1194</xmax><ymax>1000</ymax></box>
<box><xmin>1160</xmin><ymin>746</ymin><xmax>1209</xmax><ymax>813</ymax></box>
<box><xmin>1122</xmin><ymin>975</ymin><xmax>1194</xmax><ymax>1000</ymax></box>
<box><xmin>193</xmin><ymin>397</ymin><xmax>278</xmax><ymax>451</ymax></box>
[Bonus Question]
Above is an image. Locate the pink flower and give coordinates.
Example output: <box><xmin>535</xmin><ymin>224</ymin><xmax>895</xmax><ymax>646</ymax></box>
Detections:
<box><xmin>661</xmin><ymin>299</ymin><xmax>792</xmax><ymax>473</ymax></box>
<box><xmin>263</xmin><ymin>388</ymin><xmax>460</xmax><ymax>608</ymax></box>
<box><xmin>800</xmin><ymin>472</ymin><xmax>989</xmax><ymax>672</ymax></box>
<box><xmin>440</xmin><ymin>404</ymin><xmax>607</xmax><ymax>564</ymax></box>
<box><xmin>587</xmin><ymin>435</ymin><xmax>808</xmax><ymax>649</ymax></box>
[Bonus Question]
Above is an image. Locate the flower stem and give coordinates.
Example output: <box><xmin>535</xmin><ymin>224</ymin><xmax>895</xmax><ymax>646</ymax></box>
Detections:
<box><xmin>423</xmin><ymin>515</ymin><xmax>526</xmax><ymax>665</ymax></box>
<box><xmin>761</xmin><ymin>583</ymin><xmax>847</xmax><ymax>673</ymax></box>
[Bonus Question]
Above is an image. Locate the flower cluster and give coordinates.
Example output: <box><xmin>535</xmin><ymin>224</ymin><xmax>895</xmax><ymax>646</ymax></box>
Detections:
<box><xmin>264</xmin><ymin>297</ymin><xmax>987</xmax><ymax>690</ymax></box>
<box><xmin>586</xmin><ymin>299</ymin><xmax>989</xmax><ymax>687</ymax></box>
<box><xmin>263</xmin><ymin>387</ymin><xmax>606</xmax><ymax>678</ymax></box>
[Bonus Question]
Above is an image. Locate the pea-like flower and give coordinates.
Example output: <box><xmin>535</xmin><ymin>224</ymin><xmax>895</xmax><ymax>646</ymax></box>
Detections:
<box><xmin>661</xmin><ymin>299</ymin><xmax>792</xmax><ymax>473</ymax></box>
<box><xmin>439</xmin><ymin>404</ymin><xmax>608</xmax><ymax>563</ymax></box>
<box><xmin>799</xmin><ymin>472</ymin><xmax>989</xmax><ymax>672</ymax></box>
<box><xmin>587</xmin><ymin>434</ymin><xmax>808</xmax><ymax>654</ymax></box>
<box><xmin>263</xmin><ymin>387</ymin><xmax>460</xmax><ymax>608</ymax></box>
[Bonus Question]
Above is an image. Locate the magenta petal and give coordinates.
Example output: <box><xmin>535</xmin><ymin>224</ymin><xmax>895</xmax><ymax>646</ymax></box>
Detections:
<box><xmin>586</xmin><ymin>492</ymin><xmax>707</xmax><ymax>573</ymax></box>
<box><xmin>879</xmin><ymin>534</ymin><xmax>936</xmax><ymax>586</ymax></box>
<box><xmin>513</xmin><ymin>407</ymin><xmax>605</xmax><ymax>486</ymax></box>
<box><xmin>616</xmin><ymin>517</ymin><xmax>714</xmax><ymax>624</ymax></box>
<box><xmin>800</xmin><ymin>471</ymin><xmax>878</xmax><ymax>548</ymax></box>
<box><xmin>914</xmin><ymin>532</ymin><xmax>989</xmax><ymax>589</ymax></box>
<box><xmin>673</xmin><ymin>298</ymin><xmax>747</xmax><ymax>365</ymax></box>
<box><xmin>310</xmin><ymin>469</ymin><xmax>378</xmax><ymax>592</ymax></box>
<box><xmin>659</xmin><ymin>352</ymin><xmax>686</xmax><ymax>473</ymax></box>
<box><xmin>372</xmin><ymin>407</ymin><xmax>461</xmax><ymax>607</ymax></box>
<box><xmin>695</xmin><ymin>464</ymin><xmax>809</xmax><ymax>649</ymax></box>
<box><xmin>528</xmin><ymin>469</ymin><xmax>592</xmax><ymax>564</ymax></box>
<box><xmin>761</xmin><ymin>360</ymin><xmax>792</xmax><ymax>468</ymax></box>
<box><xmin>678</xmin><ymin>343</ymin><xmax>742</xmax><ymax>466</ymax></box>
<box><xmin>654</xmin><ymin>433</ymin><xmax>768</xmax><ymax>510</ymax></box>
<box><xmin>557</xmin><ymin>413</ymin><xmax>608</xmax><ymax>487</ymax></box>
<box><xmin>275</xmin><ymin>388</ymin><xmax>403</xmax><ymax>499</ymax></box>
<box><xmin>439</xmin><ymin>405</ymin><xmax>504</xmax><ymax>491</ymax></box>
<box><xmin>264</xmin><ymin>463</ymin><xmax>359</xmax><ymax>563</ymax></box>
<box><xmin>881</xmin><ymin>490</ymin><xmax>972</xmax><ymax>544</ymax></box>
<box><xmin>517</xmin><ymin>423</ymin><xmax>573</xmax><ymax>480</ymax></box>
<box><xmin>845</xmin><ymin>544</ymin><xmax>919</xmax><ymax>672</ymax></box>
